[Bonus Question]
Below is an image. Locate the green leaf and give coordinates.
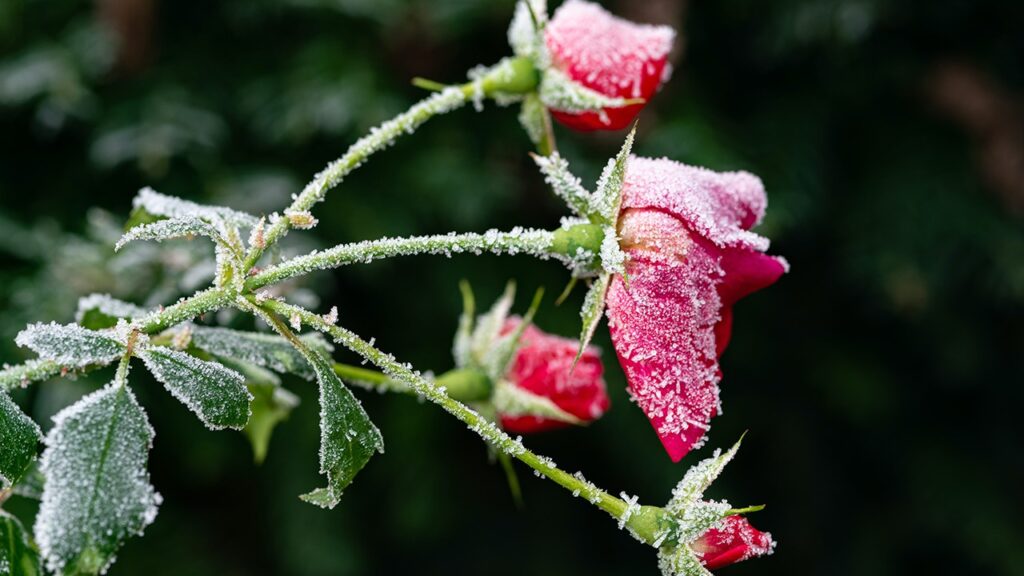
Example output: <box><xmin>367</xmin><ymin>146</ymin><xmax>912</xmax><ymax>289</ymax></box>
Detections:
<box><xmin>592</xmin><ymin>124</ymin><xmax>636</xmax><ymax>225</ymax></box>
<box><xmin>75</xmin><ymin>294</ymin><xmax>148</xmax><ymax>330</ymax></box>
<box><xmin>189</xmin><ymin>326</ymin><xmax>332</xmax><ymax>380</ymax></box>
<box><xmin>139</xmin><ymin>347</ymin><xmax>252</xmax><ymax>430</ymax></box>
<box><xmin>0</xmin><ymin>510</ymin><xmax>41</xmax><ymax>576</ymax></box>
<box><xmin>14</xmin><ymin>323</ymin><xmax>124</xmax><ymax>368</ymax></box>
<box><xmin>0</xmin><ymin>391</ymin><xmax>42</xmax><ymax>489</ymax></box>
<box><xmin>575</xmin><ymin>273</ymin><xmax>610</xmax><ymax>366</ymax></box>
<box><xmin>297</xmin><ymin>347</ymin><xmax>384</xmax><ymax>509</ymax></box>
<box><xmin>131</xmin><ymin>187</ymin><xmax>258</xmax><ymax>229</ymax></box>
<box><xmin>244</xmin><ymin>382</ymin><xmax>299</xmax><ymax>464</ymax></box>
<box><xmin>657</xmin><ymin>543</ymin><xmax>713</xmax><ymax>576</ymax></box>
<box><xmin>36</xmin><ymin>383</ymin><xmax>161</xmax><ymax>576</ymax></box>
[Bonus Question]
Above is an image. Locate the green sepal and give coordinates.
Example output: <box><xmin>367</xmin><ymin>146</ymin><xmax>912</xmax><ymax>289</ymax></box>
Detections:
<box><xmin>574</xmin><ymin>274</ymin><xmax>611</xmax><ymax>368</ymax></box>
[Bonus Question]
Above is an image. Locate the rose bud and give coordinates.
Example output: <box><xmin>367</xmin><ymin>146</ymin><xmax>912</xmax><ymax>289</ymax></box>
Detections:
<box><xmin>605</xmin><ymin>158</ymin><xmax>787</xmax><ymax>462</ymax></box>
<box><xmin>498</xmin><ymin>317</ymin><xmax>610</xmax><ymax>433</ymax></box>
<box><xmin>544</xmin><ymin>0</ymin><xmax>675</xmax><ymax>131</ymax></box>
<box><xmin>692</xmin><ymin>515</ymin><xmax>776</xmax><ymax>569</ymax></box>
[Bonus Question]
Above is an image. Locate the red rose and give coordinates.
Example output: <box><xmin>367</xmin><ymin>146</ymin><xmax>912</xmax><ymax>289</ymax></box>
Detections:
<box><xmin>605</xmin><ymin>158</ymin><xmax>787</xmax><ymax>461</ymax></box>
<box><xmin>692</xmin><ymin>515</ymin><xmax>775</xmax><ymax>569</ymax></box>
<box><xmin>499</xmin><ymin>318</ymin><xmax>610</xmax><ymax>433</ymax></box>
<box><xmin>544</xmin><ymin>0</ymin><xmax>675</xmax><ymax>131</ymax></box>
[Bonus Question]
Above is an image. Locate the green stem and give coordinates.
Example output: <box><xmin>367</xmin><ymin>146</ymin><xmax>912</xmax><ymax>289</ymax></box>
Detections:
<box><xmin>258</xmin><ymin>298</ymin><xmax>670</xmax><ymax>545</ymax></box>
<box><xmin>246</xmin><ymin>229</ymin><xmax>558</xmax><ymax>291</ymax></box>
<box><xmin>334</xmin><ymin>363</ymin><xmax>492</xmax><ymax>402</ymax></box>
<box><xmin>1</xmin><ymin>288</ymin><xmax>231</xmax><ymax>390</ymax></box>
<box><xmin>241</xmin><ymin>57</ymin><xmax>539</xmax><ymax>272</ymax></box>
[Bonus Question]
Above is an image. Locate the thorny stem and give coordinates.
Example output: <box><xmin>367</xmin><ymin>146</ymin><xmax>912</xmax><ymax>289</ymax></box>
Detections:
<box><xmin>242</xmin><ymin>56</ymin><xmax>539</xmax><ymax>272</ymax></box>
<box><xmin>256</xmin><ymin>297</ymin><xmax>673</xmax><ymax>546</ymax></box>
<box><xmin>246</xmin><ymin>229</ymin><xmax>559</xmax><ymax>291</ymax></box>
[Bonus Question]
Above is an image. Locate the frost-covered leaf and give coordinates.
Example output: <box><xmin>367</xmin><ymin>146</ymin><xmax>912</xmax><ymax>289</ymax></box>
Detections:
<box><xmin>576</xmin><ymin>274</ymin><xmax>610</xmax><ymax>365</ymax></box>
<box><xmin>132</xmin><ymin>187</ymin><xmax>258</xmax><ymax>229</ymax></box>
<box><xmin>592</xmin><ymin>124</ymin><xmax>636</xmax><ymax>224</ymax></box>
<box><xmin>492</xmin><ymin>380</ymin><xmax>581</xmax><ymax>424</ymax></box>
<box><xmin>244</xmin><ymin>382</ymin><xmax>299</xmax><ymax>464</ymax></box>
<box><xmin>532</xmin><ymin>152</ymin><xmax>592</xmax><ymax>217</ymax></box>
<box><xmin>0</xmin><ymin>391</ymin><xmax>42</xmax><ymax>489</ymax></box>
<box><xmin>658</xmin><ymin>543</ymin><xmax>713</xmax><ymax>576</ymax></box>
<box><xmin>668</xmin><ymin>437</ymin><xmax>743</xmax><ymax>512</ymax></box>
<box><xmin>15</xmin><ymin>323</ymin><xmax>124</xmax><ymax>368</ymax></box>
<box><xmin>469</xmin><ymin>282</ymin><xmax>516</xmax><ymax>365</ymax></box>
<box><xmin>539</xmin><ymin>67</ymin><xmax>637</xmax><ymax>114</ymax></box>
<box><xmin>508</xmin><ymin>0</ymin><xmax>548</xmax><ymax>59</ymax></box>
<box><xmin>189</xmin><ymin>326</ymin><xmax>332</xmax><ymax>381</ymax></box>
<box><xmin>0</xmin><ymin>510</ymin><xmax>41</xmax><ymax>576</ymax></box>
<box><xmin>115</xmin><ymin>216</ymin><xmax>222</xmax><ymax>252</ymax></box>
<box><xmin>139</xmin><ymin>347</ymin><xmax>251</xmax><ymax>430</ymax></box>
<box><xmin>36</xmin><ymin>383</ymin><xmax>161</xmax><ymax>576</ymax></box>
<box><xmin>452</xmin><ymin>281</ymin><xmax>476</xmax><ymax>369</ymax></box>
<box><xmin>297</xmin><ymin>346</ymin><xmax>383</xmax><ymax>509</ymax></box>
<box><xmin>75</xmin><ymin>294</ymin><xmax>148</xmax><ymax>330</ymax></box>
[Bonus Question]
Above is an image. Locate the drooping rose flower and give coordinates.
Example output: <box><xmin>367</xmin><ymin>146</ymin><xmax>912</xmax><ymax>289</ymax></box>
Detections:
<box><xmin>692</xmin><ymin>515</ymin><xmax>775</xmax><ymax>569</ymax></box>
<box><xmin>499</xmin><ymin>318</ymin><xmax>610</xmax><ymax>433</ymax></box>
<box><xmin>605</xmin><ymin>158</ymin><xmax>787</xmax><ymax>462</ymax></box>
<box><xmin>544</xmin><ymin>0</ymin><xmax>675</xmax><ymax>131</ymax></box>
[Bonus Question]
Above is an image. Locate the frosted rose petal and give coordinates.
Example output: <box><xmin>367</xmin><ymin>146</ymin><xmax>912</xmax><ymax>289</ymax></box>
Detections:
<box><xmin>544</xmin><ymin>0</ymin><xmax>675</xmax><ymax>131</ymax></box>
<box><xmin>693</xmin><ymin>515</ymin><xmax>776</xmax><ymax>569</ymax></box>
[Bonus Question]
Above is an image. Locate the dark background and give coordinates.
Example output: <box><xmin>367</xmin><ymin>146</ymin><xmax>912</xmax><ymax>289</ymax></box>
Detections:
<box><xmin>2</xmin><ymin>0</ymin><xmax>1023</xmax><ymax>574</ymax></box>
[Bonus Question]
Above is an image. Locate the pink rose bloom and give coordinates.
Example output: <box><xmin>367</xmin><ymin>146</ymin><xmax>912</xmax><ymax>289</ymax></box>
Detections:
<box><xmin>692</xmin><ymin>515</ymin><xmax>775</xmax><ymax>569</ymax></box>
<box><xmin>544</xmin><ymin>0</ymin><xmax>675</xmax><ymax>131</ymax></box>
<box><xmin>499</xmin><ymin>318</ymin><xmax>610</xmax><ymax>433</ymax></box>
<box><xmin>605</xmin><ymin>158</ymin><xmax>787</xmax><ymax>461</ymax></box>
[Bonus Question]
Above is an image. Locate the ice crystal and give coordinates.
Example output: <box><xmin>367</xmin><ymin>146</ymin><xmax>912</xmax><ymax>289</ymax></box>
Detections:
<box><xmin>139</xmin><ymin>347</ymin><xmax>252</xmax><ymax>431</ymax></box>
<box><xmin>15</xmin><ymin>322</ymin><xmax>124</xmax><ymax>368</ymax></box>
<box><xmin>658</xmin><ymin>544</ymin><xmax>713</xmax><ymax>576</ymax></box>
<box><xmin>284</xmin><ymin>210</ymin><xmax>318</xmax><ymax>230</ymax></box>
<box><xmin>35</xmin><ymin>383</ymin><xmax>162</xmax><ymax>575</ymax></box>
<box><xmin>189</xmin><ymin>326</ymin><xmax>331</xmax><ymax>380</ymax></box>
<box><xmin>668</xmin><ymin>440</ymin><xmax>741</xmax><ymax>511</ymax></box>
<box><xmin>0</xmin><ymin>390</ymin><xmax>42</xmax><ymax>489</ymax></box>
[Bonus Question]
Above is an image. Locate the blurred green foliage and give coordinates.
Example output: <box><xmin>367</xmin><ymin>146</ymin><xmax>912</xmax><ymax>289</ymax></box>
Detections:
<box><xmin>1</xmin><ymin>0</ymin><xmax>1023</xmax><ymax>574</ymax></box>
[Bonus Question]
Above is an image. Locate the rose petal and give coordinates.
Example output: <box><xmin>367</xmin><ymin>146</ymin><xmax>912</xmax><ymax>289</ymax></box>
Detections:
<box><xmin>692</xmin><ymin>515</ymin><xmax>775</xmax><ymax>569</ymax></box>
<box><xmin>545</xmin><ymin>0</ymin><xmax>675</xmax><ymax>131</ymax></box>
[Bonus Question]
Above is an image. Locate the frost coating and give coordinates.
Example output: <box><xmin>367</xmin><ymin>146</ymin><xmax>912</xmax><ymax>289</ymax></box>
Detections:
<box><xmin>35</xmin><ymin>383</ymin><xmax>161</xmax><ymax>575</ymax></box>
<box><xmin>75</xmin><ymin>294</ymin><xmax>149</xmax><ymax>326</ymax></box>
<box><xmin>189</xmin><ymin>326</ymin><xmax>332</xmax><ymax>381</ymax></box>
<box><xmin>115</xmin><ymin>216</ymin><xmax>222</xmax><ymax>251</ymax></box>
<box><xmin>15</xmin><ymin>322</ymin><xmax>124</xmax><ymax>368</ymax></box>
<box><xmin>0</xmin><ymin>390</ymin><xmax>42</xmax><ymax>489</ymax></box>
<box><xmin>139</xmin><ymin>347</ymin><xmax>252</xmax><ymax>430</ymax></box>
<box><xmin>133</xmin><ymin>187</ymin><xmax>258</xmax><ymax>229</ymax></box>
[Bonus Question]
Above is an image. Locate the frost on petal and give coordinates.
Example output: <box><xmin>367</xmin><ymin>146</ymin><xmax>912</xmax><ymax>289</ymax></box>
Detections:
<box><xmin>606</xmin><ymin>225</ymin><xmax>723</xmax><ymax>462</ymax></box>
<box><xmin>692</xmin><ymin>515</ymin><xmax>776</xmax><ymax>570</ymax></box>
<box><xmin>35</xmin><ymin>383</ymin><xmax>161</xmax><ymax>575</ymax></box>
<box><xmin>622</xmin><ymin>157</ymin><xmax>772</xmax><ymax>251</ymax></box>
<box><xmin>544</xmin><ymin>0</ymin><xmax>675</xmax><ymax>130</ymax></box>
